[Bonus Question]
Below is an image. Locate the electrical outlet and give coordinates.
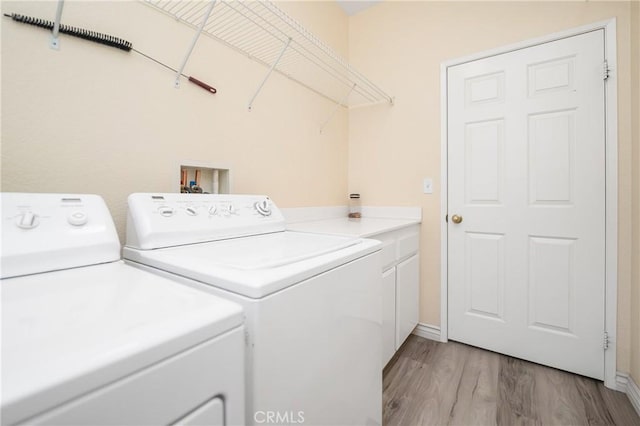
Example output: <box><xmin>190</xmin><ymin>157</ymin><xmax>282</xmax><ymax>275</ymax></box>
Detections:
<box><xmin>423</xmin><ymin>178</ymin><xmax>433</xmax><ymax>194</ymax></box>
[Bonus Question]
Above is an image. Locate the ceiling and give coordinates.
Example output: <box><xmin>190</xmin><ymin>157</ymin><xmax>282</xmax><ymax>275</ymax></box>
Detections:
<box><xmin>336</xmin><ymin>0</ymin><xmax>382</xmax><ymax>16</ymax></box>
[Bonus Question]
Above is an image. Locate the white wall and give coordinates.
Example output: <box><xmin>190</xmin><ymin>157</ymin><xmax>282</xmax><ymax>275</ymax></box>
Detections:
<box><xmin>1</xmin><ymin>0</ymin><xmax>350</xmax><ymax>244</ymax></box>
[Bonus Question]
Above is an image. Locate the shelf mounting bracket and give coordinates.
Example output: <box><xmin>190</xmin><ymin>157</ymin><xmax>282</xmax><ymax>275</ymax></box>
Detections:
<box><xmin>50</xmin><ymin>0</ymin><xmax>64</xmax><ymax>50</ymax></box>
<box><xmin>319</xmin><ymin>83</ymin><xmax>356</xmax><ymax>134</ymax></box>
<box><xmin>175</xmin><ymin>0</ymin><xmax>216</xmax><ymax>89</ymax></box>
<box><xmin>248</xmin><ymin>37</ymin><xmax>291</xmax><ymax>111</ymax></box>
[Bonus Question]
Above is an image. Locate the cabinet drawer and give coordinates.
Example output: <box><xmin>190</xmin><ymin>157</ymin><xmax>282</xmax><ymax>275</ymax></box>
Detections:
<box><xmin>379</xmin><ymin>241</ymin><xmax>397</xmax><ymax>270</ymax></box>
<box><xmin>374</xmin><ymin>225</ymin><xmax>419</xmax><ymax>268</ymax></box>
<box><xmin>397</xmin><ymin>233</ymin><xmax>419</xmax><ymax>261</ymax></box>
<box><xmin>373</xmin><ymin>232</ymin><xmax>396</xmax><ymax>270</ymax></box>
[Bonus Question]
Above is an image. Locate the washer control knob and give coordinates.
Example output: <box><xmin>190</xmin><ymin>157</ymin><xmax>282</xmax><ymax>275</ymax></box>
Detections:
<box><xmin>185</xmin><ymin>207</ymin><xmax>198</xmax><ymax>216</ymax></box>
<box><xmin>220</xmin><ymin>204</ymin><xmax>232</xmax><ymax>217</ymax></box>
<box><xmin>255</xmin><ymin>199</ymin><xmax>272</xmax><ymax>216</ymax></box>
<box><xmin>16</xmin><ymin>211</ymin><xmax>39</xmax><ymax>229</ymax></box>
<box><xmin>67</xmin><ymin>211</ymin><xmax>88</xmax><ymax>226</ymax></box>
<box><xmin>158</xmin><ymin>206</ymin><xmax>175</xmax><ymax>217</ymax></box>
<box><xmin>208</xmin><ymin>205</ymin><xmax>218</xmax><ymax>216</ymax></box>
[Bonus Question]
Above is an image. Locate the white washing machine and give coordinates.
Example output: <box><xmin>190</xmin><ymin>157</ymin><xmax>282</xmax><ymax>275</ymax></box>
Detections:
<box><xmin>123</xmin><ymin>193</ymin><xmax>383</xmax><ymax>426</ymax></box>
<box><xmin>1</xmin><ymin>193</ymin><xmax>245</xmax><ymax>426</ymax></box>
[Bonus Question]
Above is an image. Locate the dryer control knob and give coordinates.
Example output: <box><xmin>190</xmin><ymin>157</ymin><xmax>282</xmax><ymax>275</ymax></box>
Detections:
<box><xmin>255</xmin><ymin>199</ymin><xmax>272</xmax><ymax>216</ymax></box>
<box><xmin>185</xmin><ymin>207</ymin><xmax>198</xmax><ymax>216</ymax></box>
<box><xmin>68</xmin><ymin>211</ymin><xmax>88</xmax><ymax>226</ymax></box>
<box><xmin>158</xmin><ymin>206</ymin><xmax>175</xmax><ymax>217</ymax></box>
<box><xmin>16</xmin><ymin>211</ymin><xmax>39</xmax><ymax>229</ymax></box>
<box><xmin>208</xmin><ymin>205</ymin><xmax>218</xmax><ymax>216</ymax></box>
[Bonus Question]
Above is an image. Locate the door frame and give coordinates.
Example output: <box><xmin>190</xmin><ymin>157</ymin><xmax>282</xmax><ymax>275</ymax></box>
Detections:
<box><xmin>439</xmin><ymin>19</ymin><xmax>618</xmax><ymax>388</ymax></box>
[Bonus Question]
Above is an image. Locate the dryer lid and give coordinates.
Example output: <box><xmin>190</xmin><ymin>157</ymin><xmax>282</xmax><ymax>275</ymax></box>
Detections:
<box><xmin>1</xmin><ymin>261</ymin><xmax>243</xmax><ymax>423</ymax></box>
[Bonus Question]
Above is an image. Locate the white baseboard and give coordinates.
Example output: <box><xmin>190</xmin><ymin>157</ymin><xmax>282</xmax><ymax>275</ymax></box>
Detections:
<box><xmin>615</xmin><ymin>372</ymin><xmax>640</xmax><ymax>417</ymax></box>
<box><xmin>412</xmin><ymin>323</ymin><xmax>441</xmax><ymax>341</ymax></box>
<box><xmin>615</xmin><ymin>371</ymin><xmax>629</xmax><ymax>392</ymax></box>
<box><xmin>627</xmin><ymin>374</ymin><xmax>640</xmax><ymax>417</ymax></box>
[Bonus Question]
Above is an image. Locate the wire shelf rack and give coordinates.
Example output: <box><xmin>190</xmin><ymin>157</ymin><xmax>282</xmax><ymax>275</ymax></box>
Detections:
<box><xmin>142</xmin><ymin>0</ymin><xmax>393</xmax><ymax>109</ymax></box>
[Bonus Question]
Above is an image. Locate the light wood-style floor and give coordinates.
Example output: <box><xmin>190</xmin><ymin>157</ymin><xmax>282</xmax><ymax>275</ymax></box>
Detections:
<box><xmin>383</xmin><ymin>335</ymin><xmax>640</xmax><ymax>426</ymax></box>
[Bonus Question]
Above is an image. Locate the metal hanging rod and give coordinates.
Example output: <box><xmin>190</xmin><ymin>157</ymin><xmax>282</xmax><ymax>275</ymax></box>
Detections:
<box><xmin>248</xmin><ymin>37</ymin><xmax>290</xmax><ymax>111</ymax></box>
<box><xmin>50</xmin><ymin>0</ymin><xmax>64</xmax><ymax>49</ymax></box>
<box><xmin>142</xmin><ymin>0</ymin><xmax>393</xmax><ymax>109</ymax></box>
<box><xmin>320</xmin><ymin>83</ymin><xmax>356</xmax><ymax>134</ymax></box>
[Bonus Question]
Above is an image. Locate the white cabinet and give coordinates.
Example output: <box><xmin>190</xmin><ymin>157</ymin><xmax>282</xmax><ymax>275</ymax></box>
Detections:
<box><xmin>284</xmin><ymin>212</ymin><xmax>421</xmax><ymax>369</ymax></box>
<box><xmin>374</xmin><ymin>225</ymin><xmax>420</xmax><ymax>367</ymax></box>
<box><xmin>381</xmin><ymin>267</ymin><xmax>397</xmax><ymax>365</ymax></box>
<box><xmin>396</xmin><ymin>254</ymin><xmax>419</xmax><ymax>350</ymax></box>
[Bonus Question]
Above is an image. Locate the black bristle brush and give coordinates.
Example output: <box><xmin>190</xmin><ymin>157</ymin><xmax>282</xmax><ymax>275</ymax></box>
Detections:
<box><xmin>5</xmin><ymin>13</ymin><xmax>133</xmax><ymax>51</ymax></box>
<box><xmin>4</xmin><ymin>12</ymin><xmax>216</xmax><ymax>94</ymax></box>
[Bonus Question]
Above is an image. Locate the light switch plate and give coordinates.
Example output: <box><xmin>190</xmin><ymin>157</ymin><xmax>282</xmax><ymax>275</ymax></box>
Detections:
<box><xmin>423</xmin><ymin>178</ymin><xmax>433</xmax><ymax>194</ymax></box>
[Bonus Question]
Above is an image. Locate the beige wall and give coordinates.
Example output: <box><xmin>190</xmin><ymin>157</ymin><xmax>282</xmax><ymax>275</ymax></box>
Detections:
<box><xmin>348</xmin><ymin>1</ymin><xmax>637</xmax><ymax>374</ymax></box>
<box><xmin>631</xmin><ymin>0</ymin><xmax>640</xmax><ymax>386</ymax></box>
<box><xmin>1</xmin><ymin>1</ymin><xmax>349</xmax><ymax>244</ymax></box>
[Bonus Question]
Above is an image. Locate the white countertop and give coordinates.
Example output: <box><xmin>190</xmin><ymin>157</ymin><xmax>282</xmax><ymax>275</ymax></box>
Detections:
<box><xmin>284</xmin><ymin>206</ymin><xmax>421</xmax><ymax>238</ymax></box>
<box><xmin>288</xmin><ymin>217</ymin><xmax>420</xmax><ymax>238</ymax></box>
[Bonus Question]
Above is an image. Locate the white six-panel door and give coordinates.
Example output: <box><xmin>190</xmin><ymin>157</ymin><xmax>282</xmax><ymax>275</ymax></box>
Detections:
<box><xmin>447</xmin><ymin>30</ymin><xmax>606</xmax><ymax>379</ymax></box>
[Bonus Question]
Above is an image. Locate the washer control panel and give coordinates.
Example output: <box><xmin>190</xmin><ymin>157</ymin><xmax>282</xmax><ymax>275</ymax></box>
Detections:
<box><xmin>254</xmin><ymin>199</ymin><xmax>272</xmax><ymax>216</ymax></box>
<box><xmin>126</xmin><ymin>193</ymin><xmax>286</xmax><ymax>250</ymax></box>
<box><xmin>143</xmin><ymin>195</ymin><xmax>275</xmax><ymax>220</ymax></box>
<box><xmin>1</xmin><ymin>193</ymin><xmax>121</xmax><ymax>279</ymax></box>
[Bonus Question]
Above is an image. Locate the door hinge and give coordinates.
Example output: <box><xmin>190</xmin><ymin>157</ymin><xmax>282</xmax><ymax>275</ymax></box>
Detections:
<box><xmin>603</xmin><ymin>60</ymin><xmax>610</xmax><ymax>81</ymax></box>
<box><xmin>445</xmin><ymin>214</ymin><xmax>448</xmax><ymax>223</ymax></box>
<box><xmin>603</xmin><ymin>331</ymin><xmax>609</xmax><ymax>350</ymax></box>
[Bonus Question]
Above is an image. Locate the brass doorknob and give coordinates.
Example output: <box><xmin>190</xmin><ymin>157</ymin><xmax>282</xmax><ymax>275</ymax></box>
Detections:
<box><xmin>451</xmin><ymin>214</ymin><xmax>463</xmax><ymax>224</ymax></box>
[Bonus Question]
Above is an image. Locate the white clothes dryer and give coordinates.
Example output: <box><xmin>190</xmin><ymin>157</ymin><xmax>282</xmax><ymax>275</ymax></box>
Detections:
<box><xmin>123</xmin><ymin>193</ymin><xmax>383</xmax><ymax>426</ymax></box>
<box><xmin>1</xmin><ymin>193</ymin><xmax>245</xmax><ymax>426</ymax></box>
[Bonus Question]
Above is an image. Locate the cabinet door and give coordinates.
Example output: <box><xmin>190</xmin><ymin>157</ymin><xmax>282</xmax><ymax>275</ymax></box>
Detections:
<box><xmin>396</xmin><ymin>254</ymin><xmax>419</xmax><ymax>349</ymax></box>
<box><xmin>381</xmin><ymin>267</ymin><xmax>396</xmax><ymax>367</ymax></box>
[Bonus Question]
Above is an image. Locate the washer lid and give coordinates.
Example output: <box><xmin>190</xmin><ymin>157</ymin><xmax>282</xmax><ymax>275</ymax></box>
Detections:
<box><xmin>123</xmin><ymin>231</ymin><xmax>381</xmax><ymax>299</ymax></box>
<box><xmin>184</xmin><ymin>231</ymin><xmax>361</xmax><ymax>270</ymax></box>
<box><xmin>1</xmin><ymin>261</ymin><xmax>243</xmax><ymax>425</ymax></box>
